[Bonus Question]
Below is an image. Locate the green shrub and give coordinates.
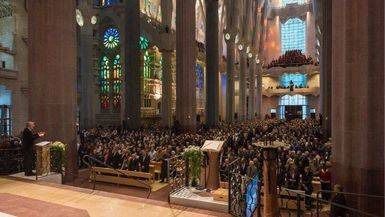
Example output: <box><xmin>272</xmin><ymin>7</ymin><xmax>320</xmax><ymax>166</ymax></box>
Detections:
<box><xmin>50</xmin><ymin>141</ymin><xmax>66</xmax><ymax>173</ymax></box>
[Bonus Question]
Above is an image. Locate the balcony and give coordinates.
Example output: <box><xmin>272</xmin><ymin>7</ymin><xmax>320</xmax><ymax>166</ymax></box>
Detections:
<box><xmin>0</xmin><ymin>68</ymin><xmax>17</xmax><ymax>80</ymax></box>
<box><xmin>264</xmin><ymin>65</ymin><xmax>320</xmax><ymax>77</ymax></box>
<box><xmin>263</xmin><ymin>86</ymin><xmax>320</xmax><ymax>97</ymax></box>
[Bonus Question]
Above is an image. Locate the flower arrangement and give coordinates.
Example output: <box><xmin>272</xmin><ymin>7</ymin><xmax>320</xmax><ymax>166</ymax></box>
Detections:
<box><xmin>183</xmin><ymin>146</ymin><xmax>203</xmax><ymax>187</ymax></box>
<box><xmin>50</xmin><ymin>141</ymin><xmax>66</xmax><ymax>173</ymax></box>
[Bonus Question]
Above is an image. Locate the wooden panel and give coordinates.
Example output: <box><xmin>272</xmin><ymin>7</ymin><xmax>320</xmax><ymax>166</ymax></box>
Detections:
<box><xmin>92</xmin><ymin>174</ymin><xmax>150</xmax><ymax>189</ymax></box>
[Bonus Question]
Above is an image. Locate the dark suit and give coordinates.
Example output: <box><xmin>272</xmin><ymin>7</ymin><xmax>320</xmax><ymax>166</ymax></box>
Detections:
<box><xmin>21</xmin><ymin>128</ymin><xmax>40</xmax><ymax>175</ymax></box>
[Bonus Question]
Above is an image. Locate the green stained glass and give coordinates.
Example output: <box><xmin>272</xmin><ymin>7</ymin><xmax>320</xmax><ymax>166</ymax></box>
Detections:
<box><xmin>143</xmin><ymin>50</ymin><xmax>155</xmax><ymax>78</ymax></box>
<box><xmin>99</xmin><ymin>56</ymin><xmax>110</xmax><ymax>93</ymax></box>
<box><xmin>140</xmin><ymin>36</ymin><xmax>149</xmax><ymax>50</ymax></box>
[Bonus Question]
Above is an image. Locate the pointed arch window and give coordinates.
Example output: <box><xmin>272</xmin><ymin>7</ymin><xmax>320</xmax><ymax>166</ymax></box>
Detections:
<box><xmin>99</xmin><ymin>27</ymin><xmax>122</xmax><ymax>112</ymax></box>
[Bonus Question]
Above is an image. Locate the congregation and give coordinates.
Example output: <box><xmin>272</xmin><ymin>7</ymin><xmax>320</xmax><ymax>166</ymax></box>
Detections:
<box><xmin>79</xmin><ymin>118</ymin><xmax>332</xmax><ymax>203</ymax></box>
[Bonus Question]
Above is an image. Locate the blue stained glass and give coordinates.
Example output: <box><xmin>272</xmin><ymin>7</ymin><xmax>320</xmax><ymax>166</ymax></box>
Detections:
<box><xmin>105</xmin><ymin>0</ymin><xmax>119</xmax><ymax>6</ymax></box>
<box><xmin>282</xmin><ymin>0</ymin><xmax>305</xmax><ymax>6</ymax></box>
<box><xmin>281</xmin><ymin>18</ymin><xmax>306</xmax><ymax>54</ymax></box>
<box><xmin>196</xmin><ymin>64</ymin><xmax>204</xmax><ymax>89</ymax></box>
<box><xmin>103</xmin><ymin>28</ymin><xmax>120</xmax><ymax>49</ymax></box>
<box><xmin>280</xmin><ymin>73</ymin><xmax>307</xmax><ymax>87</ymax></box>
<box><xmin>0</xmin><ymin>85</ymin><xmax>11</xmax><ymax>106</ymax></box>
<box><xmin>94</xmin><ymin>0</ymin><xmax>119</xmax><ymax>7</ymax></box>
<box><xmin>278</xmin><ymin>94</ymin><xmax>308</xmax><ymax>119</ymax></box>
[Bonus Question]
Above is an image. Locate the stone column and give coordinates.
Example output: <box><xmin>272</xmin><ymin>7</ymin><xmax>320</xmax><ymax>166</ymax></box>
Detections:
<box><xmin>161</xmin><ymin>50</ymin><xmax>173</xmax><ymax>127</ymax></box>
<box><xmin>205</xmin><ymin>0</ymin><xmax>219</xmax><ymax>126</ymax></box>
<box><xmin>255</xmin><ymin>64</ymin><xmax>263</xmax><ymax>119</ymax></box>
<box><xmin>238</xmin><ymin>53</ymin><xmax>247</xmax><ymax>121</ymax></box>
<box><xmin>226</xmin><ymin>41</ymin><xmax>235</xmax><ymax>122</ymax></box>
<box><xmin>248</xmin><ymin>61</ymin><xmax>255</xmax><ymax>120</ymax></box>
<box><xmin>332</xmin><ymin>0</ymin><xmax>384</xmax><ymax>215</ymax></box>
<box><xmin>28</xmin><ymin>0</ymin><xmax>77</xmax><ymax>181</ymax></box>
<box><xmin>176</xmin><ymin>0</ymin><xmax>196</xmax><ymax>130</ymax></box>
<box><xmin>160</xmin><ymin>0</ymin><xmax>173</xmax><ymax>127</ymax></box>
<box><xmin>124</xmin><ymin>0</ymin><xmax>141</xmax><ymax>129</ymax></box>
<box><xmin>319</xmin><ymin>0</ymin><xmax>332</xmax><ymax>137</ymax></box>
<box><xmin>79</xmin><ymin>2</ymin><xmax>96</xmax><ymax>129</ymax></box>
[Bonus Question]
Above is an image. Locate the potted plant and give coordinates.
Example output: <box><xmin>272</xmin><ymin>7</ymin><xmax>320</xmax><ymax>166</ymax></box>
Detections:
<box><xmin>183</xmin><ymin>146</ymin><xmax>203</xmax><ymax>187</ymax></box>
<box><xmin>50</xmin><ymin>141</ymin><xmax>66</xmax><ymax>173</ymax></box>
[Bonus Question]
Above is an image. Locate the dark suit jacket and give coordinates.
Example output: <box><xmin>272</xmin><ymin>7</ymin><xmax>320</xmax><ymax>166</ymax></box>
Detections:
<box><xmin>22</xmin><ymin>128</ymin><xmax>39</xmax><ymax>151</ymax></box>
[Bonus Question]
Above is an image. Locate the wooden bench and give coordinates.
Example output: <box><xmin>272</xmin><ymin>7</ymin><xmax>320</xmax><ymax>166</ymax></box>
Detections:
<box><xmin>90</xmin><ymin>166</ymin><xmax>153</xmax><ymax>189</ymax></box>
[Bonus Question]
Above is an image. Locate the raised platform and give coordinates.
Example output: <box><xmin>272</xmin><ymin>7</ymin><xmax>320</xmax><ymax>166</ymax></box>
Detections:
<box><xmin>169</xmin><ymin>187</ymin><xmax>228</xmax><ymax>213</ymax></box>
<box><xmin>9</xmin><ymin>172</ymin><xmax>62</xmax><ymax>184</ymax></box>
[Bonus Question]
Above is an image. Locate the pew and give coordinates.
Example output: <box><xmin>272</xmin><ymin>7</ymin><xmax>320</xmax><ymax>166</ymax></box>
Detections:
<box><xmin>90</xmin><ymin>166</ymin><xmax>153</xmax><ymax>189</ymax></box>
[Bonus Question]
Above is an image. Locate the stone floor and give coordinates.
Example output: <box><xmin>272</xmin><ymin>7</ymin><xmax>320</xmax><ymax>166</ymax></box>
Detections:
<box><xmin>0</xmin><ymin>177</ymin><xmax>230</xmax><ymax>217</ymax></box>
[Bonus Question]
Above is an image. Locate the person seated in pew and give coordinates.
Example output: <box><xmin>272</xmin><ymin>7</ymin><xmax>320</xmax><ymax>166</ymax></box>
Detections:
<box><xmin>129</xmin><ymin>153</ymin><xmax>140</xmax><ymax>171</ymax></box>
<box><xmin>139</xmin><ymin>149</ymin><xmax>150</xmax><ymax>172</ymax></box>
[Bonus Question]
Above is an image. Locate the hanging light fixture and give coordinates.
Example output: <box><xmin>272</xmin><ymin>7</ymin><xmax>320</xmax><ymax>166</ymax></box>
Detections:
<box><xmin>91</xmin><ymin>15</ymin><xmax>98</xmax><ymax>25</ymax></box>
<box><xmin>75</xmin><ymin>9</ymin><xmax>84</xmax><ymax>27</ymax></box>
<box><xmin>225</xmin><ymin>33</ymin><xmax>231</xmax><ymax>41</ymax></box>
<box><xmin>238</xmin><ymin>44</ymin><xmax>244</xmax><ymax>51</ymax></box>
<box><xmin>235</xmin><ymin>34</ymin><xmax>240</xmax><ymax>44</ymax></box>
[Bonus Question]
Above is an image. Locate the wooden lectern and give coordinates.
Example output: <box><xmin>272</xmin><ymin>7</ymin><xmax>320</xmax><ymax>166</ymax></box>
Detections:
<box><xmin>35</xmin><ymin>141</ymin><xmax>51</xmax><ymax>178</ymax></box>
<box><xmin>201</xmin><ymin>140</ymin><xmax>224</xmax><ymax>190</ymax></box>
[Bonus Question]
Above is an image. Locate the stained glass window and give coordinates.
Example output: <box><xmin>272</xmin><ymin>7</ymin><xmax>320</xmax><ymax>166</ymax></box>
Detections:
<box><xmin>282</xmin><ymin>0</ymin><xmax>305</xmax><ymax>6</ymax></box>
<box><xmin>99</xmin><ymin>27</ymin><xmax>122</xmax><ymax>112</ymax></box>
<box><xmin>196</xmin><ymin>64</ymin><xmax>204</xmax><ymax>90</ymax></box>
<box><xmin>112</xmin><ymin>56</ymin><xmax>122</xmax><ymax>91</ymax></box>
<box><xmin>100</xmin><ymin>56</ymin><xmax>110</xmax><ymax>94</ymax></box>
<box><xmin>281</xmin><ymin>18</ymin><xmax>306</xmax><ymax>54</ymax></box>
<box><xmin>95</xmin><ymin>0</ymin><xmax>119</xmax><ymax>7</ymax></box>
<box><xmin>103</xmin><ymin>28</ymin><xmax>120</xmax><ymax>49</ymax></box>
<box><xmin>280</xmin><ymin>73</ymin><xmax>307</xmax><ymax>87</ymax></box>
<box><xmin>278</xmin><ymin>94</ymin><xmax>308</xmax><ymax>119</ymax></box>
<box><xmin>143</xmin><ymin>50</ymin><xmax>155</xmax><ymax>78</ymax></box>
<box><xmin>140</xmin><ymin>36</ymin><xmax>150</xmax><ymax>50</ymax></box>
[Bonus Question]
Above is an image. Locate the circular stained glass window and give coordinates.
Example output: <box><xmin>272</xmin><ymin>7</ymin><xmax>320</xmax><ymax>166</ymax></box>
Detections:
<box><xmin>103</xmin><ymin>28</ymin><xmax>120</xmax><ymax>49</ymax></box>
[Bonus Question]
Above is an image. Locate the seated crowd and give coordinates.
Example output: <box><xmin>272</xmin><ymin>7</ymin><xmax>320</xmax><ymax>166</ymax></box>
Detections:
<box><xmin>266</xmin><ymin>50</ymin><xmax>318</xmax><ymax>69</ymax></box>
<box><xmin>79</xmin><ymin>118</ymin><xmax>331</xmax><ymax>199</ymax></box>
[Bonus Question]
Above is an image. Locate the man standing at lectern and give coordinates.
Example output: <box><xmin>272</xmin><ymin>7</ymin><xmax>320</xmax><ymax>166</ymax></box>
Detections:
<box><xmin>22</xmin><ymin>122</ymin><xmax>45</xmax><ymax>176</ymax></box>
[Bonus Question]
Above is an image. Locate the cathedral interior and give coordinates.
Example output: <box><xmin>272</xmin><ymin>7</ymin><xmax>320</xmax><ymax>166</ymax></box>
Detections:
<box><xmin>0</xmin><ymin>0</ymin><xmax>383</xmax><ymax>217</ymax></box>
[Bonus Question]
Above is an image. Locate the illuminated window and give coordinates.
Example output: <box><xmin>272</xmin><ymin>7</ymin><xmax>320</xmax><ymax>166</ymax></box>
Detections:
<box><xmin>99</xmin><ymin>27</ymin><xmax>122</xmax><ymax>112</ymax></box>
<box><xmin>140</xmin><ymin>36</ymin><xmax>150</xmax><ymax>51</ymax></box>
<box><xmin>0</xmin><ymin>85</ymin><xmax>11</xmax><ymax>135</ymax></box>
<box><xmin>278</xmin><ymin>94</ymin><xmax>308</xmax><ymax>119</ymax></box>
<box><xmin>280</xmin><ymin>73</ymin><xmax>307</xmax><ymax>87</ymax></box>
<box><xmin>103</xmin><ymin>28</ymin><xmax>120</xmax><ymax>49</ymax></box>
<box><xmin>281</xmin><ymin>18</ymin><xmax>306</xmax><ymax>54</ymax></box>
<box><xmin>99</xmin><ymin>56</ymin><xmax>110</xmax><ymax>110</ymax></box>
<box><xmin>282</xmin><ymin>0</ymin><xmax>305</xmax><ymax>6</ymax></box>
<box><xmin>94</xmin><ymin>0</ymin><xmax>120</xmax><ymax>7</ymax></box>
<box><xmin>196</xmin><ymin>64</ymin><xmax>204</xmax><ymax>90</ymax></box>
<box><xmin>143</xmin><ymin>50</ymin><xmax>154</xmax><ymax>78</ymax></box>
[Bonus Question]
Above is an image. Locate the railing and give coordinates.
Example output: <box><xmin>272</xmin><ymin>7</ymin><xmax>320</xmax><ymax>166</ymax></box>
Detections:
<box><xmin>82</xmin><ymin>155</ymin><xmax>152</xmax><ymax>198</ymax></box>
<box><xmin>168</xmin><ymin>154</ymin><xmax>187</xmax><ymax>195</ymax></box>
<box><xmin>228</xmin><ymin>158</ymin><xmax>262</xmax><ymax>217</ymax></box>
<box><xmin>280</xmin><ymin>187</ymin><xmax>384</xmax><ymax>217</ymax></box>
